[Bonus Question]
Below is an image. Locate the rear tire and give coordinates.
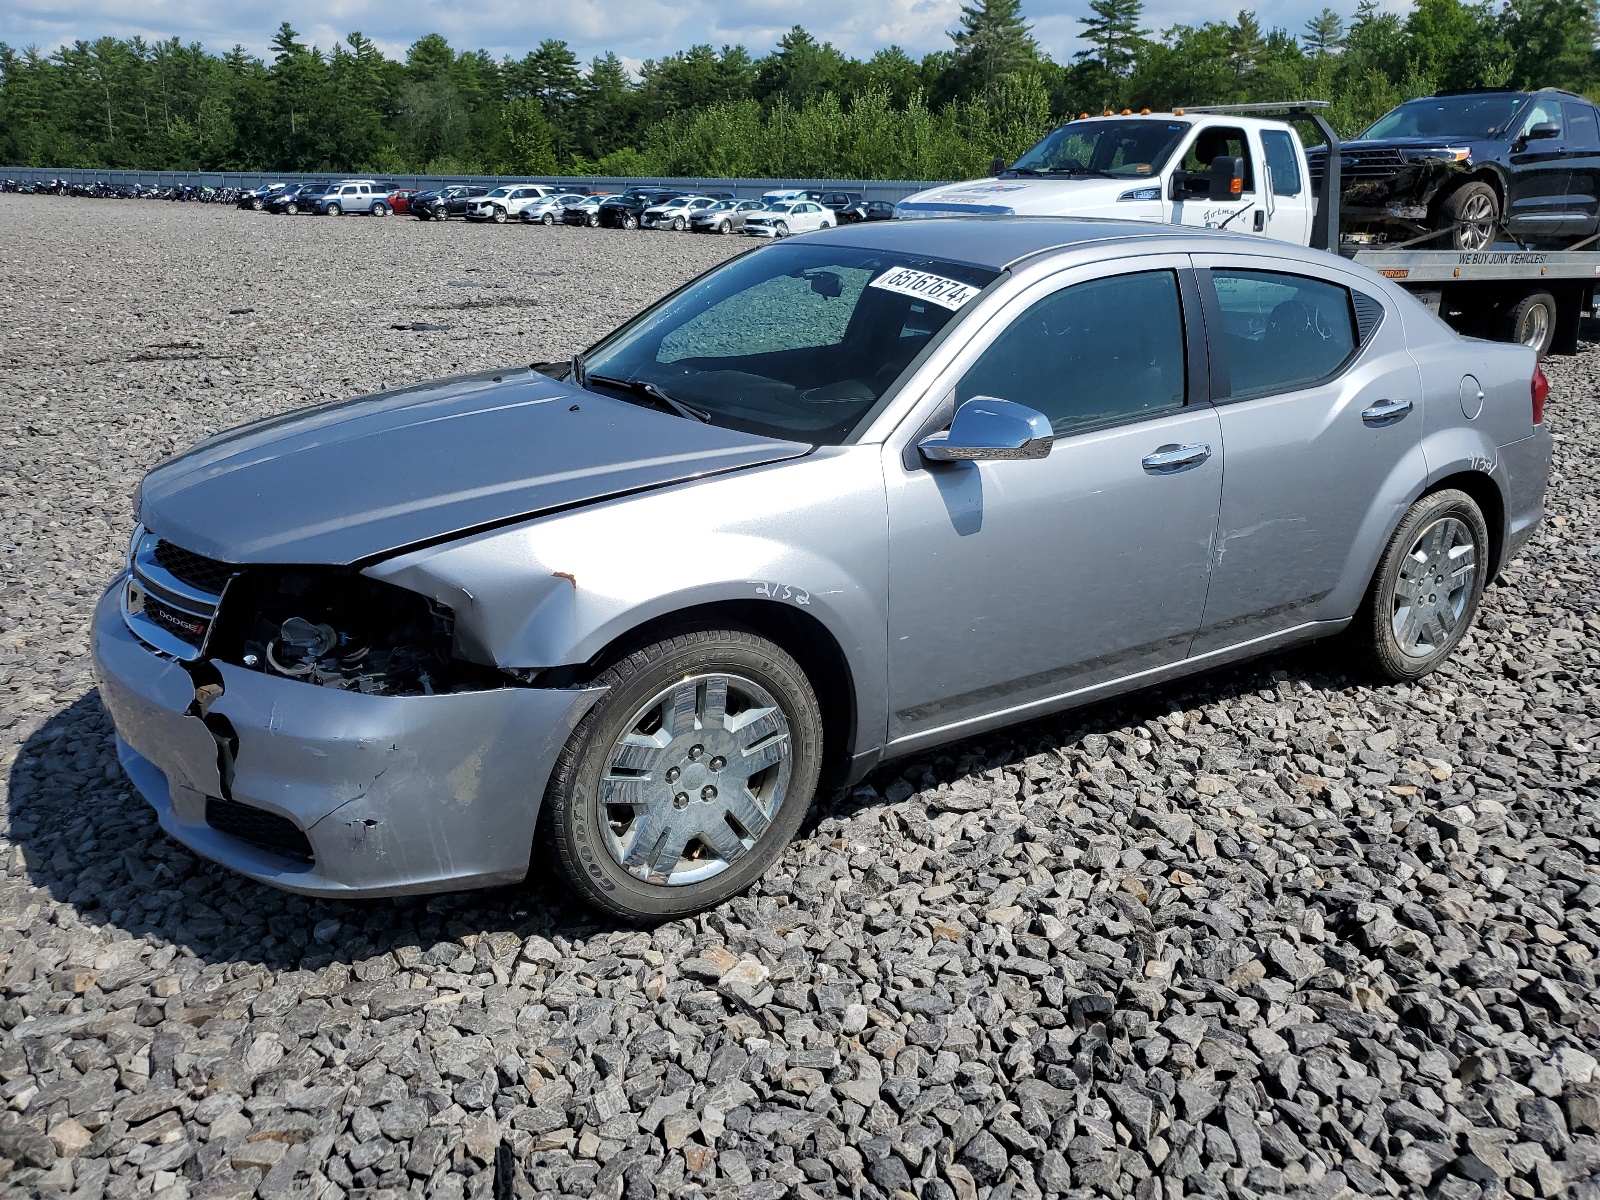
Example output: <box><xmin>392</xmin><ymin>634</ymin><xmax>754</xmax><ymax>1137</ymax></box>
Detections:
<box><xmin>371</xmin><ymin>202</ymin><xmax>388</xmax><ymax>217</ymax></box>
<box><xmin>544</xmin><ymin>627</ymin><xmax>822</xmax><ymax>921</ymax></box>
<box><xmin>1500</xmin><ymin>289</ymin><xmax>1557</xmax><ymax>356</ymax></box>
<box><xmin>1343</xmin><ymin>488</ymin><xmax>1490</xmax><ymax>682</ymax></box>
<box><xmin>1438</xmin><ymin>181</ymin><xmax>1499</xmax><ymax>251</ymax></box>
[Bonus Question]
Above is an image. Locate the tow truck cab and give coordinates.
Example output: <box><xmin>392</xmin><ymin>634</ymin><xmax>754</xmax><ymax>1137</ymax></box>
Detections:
<box><xmin>896</xmin><ymin>111</ymin><xmax>1315</xmax><ymax>245</ymax></box>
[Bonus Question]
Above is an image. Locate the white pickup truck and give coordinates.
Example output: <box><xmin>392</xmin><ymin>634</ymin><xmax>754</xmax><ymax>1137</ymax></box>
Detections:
<box><xmin>897</xmin><ymin>110</ymin><xmax>1315</xmax><ymax>243</ymax></box>
<box><xmin>898</xmin><ymin>102</ymin><xmax>1598</xmax><ymax>356</ymax></box>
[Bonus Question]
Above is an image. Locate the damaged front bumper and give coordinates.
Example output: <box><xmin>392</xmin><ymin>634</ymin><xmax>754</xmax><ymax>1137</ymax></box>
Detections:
<box><xmin>1338</xmin><ymin>156</ymin><xmax>1471</xmax><ymax>232</ymax></box>
<box><xmin>91</xmin><ymin>580</ymin><xmax>603</xmax><ymax>897</ymax></box>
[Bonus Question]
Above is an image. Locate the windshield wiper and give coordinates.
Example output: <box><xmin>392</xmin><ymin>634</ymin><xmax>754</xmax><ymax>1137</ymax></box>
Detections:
<box><xmin>1046</xmin><ymin>165</ymin><xmax>1118</xmax><ymax>178</ymax></box>
<box><xmin>1002</xmin><ymin>166</ymin><xmax>1042</xmax><ymax>177</ymax></box>
<box><xmin>585</xmin><ymin>373</ymin><xmax>711</xmax><ymax>423</ymax></box>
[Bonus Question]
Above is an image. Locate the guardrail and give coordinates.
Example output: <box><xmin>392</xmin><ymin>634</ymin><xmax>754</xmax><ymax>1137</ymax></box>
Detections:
<box><xmin>0</xmin><ymin>167</ymin><xmax>947</xmax><ymax>204</ymax></box>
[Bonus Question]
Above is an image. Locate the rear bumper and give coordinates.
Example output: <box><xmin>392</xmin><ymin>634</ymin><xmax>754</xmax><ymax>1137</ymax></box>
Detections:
<box><xmin>91</xmin><ymin>580</ymin><xmax>604</xmax><ymax>897</ymax></box>
<box><xmin>1499</xmin><ymin>425</ymin><xmax>1553</xmax><ymax>565</ymax></box>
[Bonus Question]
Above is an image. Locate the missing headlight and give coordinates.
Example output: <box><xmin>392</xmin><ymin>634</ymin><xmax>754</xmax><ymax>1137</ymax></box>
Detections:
<box><xmin>209</xmin><ymin>568</ymin><xmax>507</xmax><ymax>696</ymax></box>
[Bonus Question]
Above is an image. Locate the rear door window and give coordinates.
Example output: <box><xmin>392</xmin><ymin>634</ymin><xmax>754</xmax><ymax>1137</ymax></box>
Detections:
<box><xmin>1563</xmin><ymin>101</ymin><xmax>1600</xmax><ymax>149</ymax></box>
<box><xmin>1209</xmin><ymin>269</ymin><xmax>1357</xmax><ymax>399</ymax></box>
<box><xmin>1260</xmin><ymin>130</ymin><xmax>1303</xmax><ymax>196</ymax></box>
<box><xmin>957</xmin><ymin>270</ymin><xmax>1188</xmax><ymax>435</ymax></box>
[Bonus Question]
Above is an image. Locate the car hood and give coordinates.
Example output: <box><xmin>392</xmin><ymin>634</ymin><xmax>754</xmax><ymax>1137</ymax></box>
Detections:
<box><xmin>137</xmin><ymin>368</ymin><xmax>811</xmax><ymax>566</ymax></box>
<box><xmin>1335</xmin><ymin>137</ymin><xmax>1483</xmax><ymax>152</ymax></box>
<box><xmin>896</xmin><ymin>177</ymin><xmax>1137</xmax><ymax>217</ymax></box>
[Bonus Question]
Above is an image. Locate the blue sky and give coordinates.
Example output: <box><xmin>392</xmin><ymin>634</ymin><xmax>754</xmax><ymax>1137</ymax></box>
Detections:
<box><xmin>3</xmin><ymin>0</ymin><xmax>1402</xmax><ymax>70</ymax></box>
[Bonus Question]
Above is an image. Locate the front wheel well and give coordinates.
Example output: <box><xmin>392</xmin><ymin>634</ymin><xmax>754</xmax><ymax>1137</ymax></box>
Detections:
<box><xmin>1425</xmin><ymin>471</ymin><xmax>1506</xmax><ymax>579</ymax></box>
<box><xmin>545</xmin><ymin>601</ymin><xmax>859</xmax><ymax>789</ymax></box>
<box><xmin>1433</xmin><ymin>171</ymin><xmax>1504</xmax><ymax>221</ymax></box>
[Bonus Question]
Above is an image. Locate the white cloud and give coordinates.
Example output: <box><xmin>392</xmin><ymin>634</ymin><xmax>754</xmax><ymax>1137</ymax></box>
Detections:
<box><xmin>1</xmin><ymin>0</ymin><xmax>1383</xmax><ymax>67</ymax></box>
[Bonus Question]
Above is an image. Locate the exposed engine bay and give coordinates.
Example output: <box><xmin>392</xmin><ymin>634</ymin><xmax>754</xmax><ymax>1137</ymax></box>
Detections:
<box><xmin>208</xmin><ymin>568</ymin><xmax>506</xmax><ymax>696</ymax></box>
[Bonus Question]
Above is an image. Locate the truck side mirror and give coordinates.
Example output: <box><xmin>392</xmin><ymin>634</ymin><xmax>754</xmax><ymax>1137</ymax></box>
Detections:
<box><xmin>990</xmin><ymin>156</ymin><xmax>1008</xmax><ymax>177</ymax></box>
<box><xmin>1526</xmin><ymin>122</ymin><xmax>1561</xmax><ymax>141</ymax></box>
<box><xmin>1209</xmin><ymin>156</ymin><xmax>1246</xmax><ymax>201</ymax></box>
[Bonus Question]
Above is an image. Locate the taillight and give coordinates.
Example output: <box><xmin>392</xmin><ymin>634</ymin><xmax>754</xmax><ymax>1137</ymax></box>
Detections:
<box><xmin>1532</xmin><ymin>363</ymin><xmax>1549</xmax><ymax>425</ymax></box>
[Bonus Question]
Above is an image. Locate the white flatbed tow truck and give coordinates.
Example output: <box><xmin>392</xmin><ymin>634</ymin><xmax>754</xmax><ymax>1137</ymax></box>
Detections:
<box><xmin>897</xmin><ymin>100</ymin><xmax>1600</xmax><ymax>355</ymax></box>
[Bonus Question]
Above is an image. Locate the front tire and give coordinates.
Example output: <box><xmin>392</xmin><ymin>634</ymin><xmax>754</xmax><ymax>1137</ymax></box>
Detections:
<box><xmin>587</xmin><ymin>213</ymin><xmax>599</xmax><ymax>227</ymax></box>
<box><xmin>1345</xmin><ymin>489</ymin><xmax>1489</xmax><ymax>681</ymax></box>
<box><xmin>671</xmin><ymin>216</ymin><xmax>686</xmax><ymax>231</ymax></box>
<box><xmin>491</xmin><ymin>206</ymin><xmax>506</xmax><ymax>224</ymax></box>
<box><xmin>542</xmin><ymin>212</ymin><xmax>555</xmax><ymax>226</ymax></box>
<box><xmin>622</xmin><ymin>214</ymin><xmax>639</xmax><ymax>230</ymax></box>
<box><xmin>719</xmin><ymin>220</ymin><xmax>732</xmax><ymax>234</ymax></box>
<box><xmin>283</xmin><ymin>202</ymin><xmax>298</xmax><ymax>216</ymax></box>
<box><xmin>1438</xmin><ymin>182</ymin><xmax>1499</xmax><ymax>251</ymax></box>
<box><xmin>544</xmin><ymin>627</ymin><xmax>822</xmax><ymax>920</ymax></box>
<box><xmin>326</xmin><ymin>203</ymin><xmax>342</xmax><ymax>216</ymax></box>
<box><xmin>774</xmin><ymin>221</ymin><xmax>789</xmax><ymax>238</ymax></box>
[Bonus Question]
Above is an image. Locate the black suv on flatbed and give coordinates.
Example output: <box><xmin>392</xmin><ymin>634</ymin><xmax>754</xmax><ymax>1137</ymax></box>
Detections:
<box><xmin>1310</xmin><ymin>87</ymin><xmax>1600</xmax><ymax>250</ymax></box>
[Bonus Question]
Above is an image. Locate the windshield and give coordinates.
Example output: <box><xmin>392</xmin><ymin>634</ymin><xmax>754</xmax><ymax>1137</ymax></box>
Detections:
<box><xmin>1010</xmin><ymin>119</ymin><xmax>1191</xmax><ymax>177</ymax></box>
<box><xmin>486</xmin><ymin>188</ymin><xmax>510</xmax><ymax>198</ymax></box>
<box><xmin>1361</xmin><ymin>94</ymin><xmax>1529</xmax><ymax>140</ymax></box>
<box><xmin>580</xmin><ymin>243</ymin><xmax>999</xmax><ymax>444</ymax></box>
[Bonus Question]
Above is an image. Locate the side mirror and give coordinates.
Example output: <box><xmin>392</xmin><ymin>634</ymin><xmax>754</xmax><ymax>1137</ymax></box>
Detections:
<box><xmin>1526</xmin><ymin>122</ymin><xmax>1561</xmax><ymax>141</ymax></box>
<box><xmin>918</xmin><ymin>397</ymin><xmax>1053</xmax><ymax>463</ymax></box>
<box><xmin>1209</xmin><ymin>155</ymin><xmax>1246</xmax><ymax>201</ymax></box>
<box><xmin>990</xmin><ymin>156</ymin><xmax>1008</xmax><ymax>177</ymax></box>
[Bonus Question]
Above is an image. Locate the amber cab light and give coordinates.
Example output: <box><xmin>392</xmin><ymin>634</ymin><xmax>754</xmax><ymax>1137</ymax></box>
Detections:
<box><xmin>1532</xmin><ymin>363</ymin><xmax>1549</xmax><ymax>425</ymax></box>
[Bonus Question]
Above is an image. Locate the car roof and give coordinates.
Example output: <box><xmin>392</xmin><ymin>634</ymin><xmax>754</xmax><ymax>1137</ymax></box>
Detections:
<box><xmin>803</xmin><ymin>216</ymin><xmax>1301</xmax><ymax>271</ymax></box>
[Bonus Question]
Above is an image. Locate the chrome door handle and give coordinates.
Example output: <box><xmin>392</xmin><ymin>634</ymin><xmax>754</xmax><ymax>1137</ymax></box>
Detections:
<box><xmin>1362</xmin><ymin>398</ymin><xmax>1414</xmax><ymax>426</ymax></box>
<box><xmin>1142</xmin><ymin>443</ymin><xmax>1212</xmax><ymax>473</ymax></box>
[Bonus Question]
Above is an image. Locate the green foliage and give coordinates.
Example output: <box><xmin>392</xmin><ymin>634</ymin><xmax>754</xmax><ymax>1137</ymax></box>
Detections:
<box><xmin>952</xmin><ymin>0</ymin><xmax>1040</xmax><ymax>98</ymax></box>
<box><xmin>3</xmin><ymin>2</ymin><xmax>1599</xmax><ymax>178</ymax></box>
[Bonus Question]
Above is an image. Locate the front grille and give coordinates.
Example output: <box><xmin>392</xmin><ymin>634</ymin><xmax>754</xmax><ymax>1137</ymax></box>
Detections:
<box><xmin>152</xmin><ymin>540</ymin><xmax>235</xmax><ymax>594</ymax></box>
<box><xmin>206</xmin><ymin>797</ymin><xmax>314</xmax><ymax>862</ymax></box>
<box><xmin>1309</xmin><ymin>147</ymin><xmax>1412</xmax><ymax>189</ymax></box>
<box><xmin>141</xmin><ymin>593</ymin><xmax>208</xmax><ymax>647</ymax></box>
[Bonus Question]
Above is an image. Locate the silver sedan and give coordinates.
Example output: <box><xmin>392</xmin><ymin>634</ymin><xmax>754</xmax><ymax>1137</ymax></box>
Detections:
<box><xmin>93</xmin><ymin>219</ymin><xmax>1550</xmax><ymax>919</ymax></box>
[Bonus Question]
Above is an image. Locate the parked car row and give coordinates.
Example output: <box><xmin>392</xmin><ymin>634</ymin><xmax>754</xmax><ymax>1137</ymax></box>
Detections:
<box><xmin>237</xmin><ymin>178</ymin><xmax>896</xmax><ymax>235</ymax></box>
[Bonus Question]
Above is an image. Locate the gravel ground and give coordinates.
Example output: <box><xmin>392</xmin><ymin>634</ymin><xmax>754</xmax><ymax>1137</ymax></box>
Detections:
<box><xmin>1</xmin><ymin>195</ymin><xmax>1598</xmax><ymax>1200</ymax></box>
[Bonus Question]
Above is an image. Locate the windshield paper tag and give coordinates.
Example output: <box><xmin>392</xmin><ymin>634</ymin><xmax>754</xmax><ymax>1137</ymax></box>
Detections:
<box><xmin>869</xmin><ymin>267</ymin><xmax>981</xmax><ymax>310</ymax></box>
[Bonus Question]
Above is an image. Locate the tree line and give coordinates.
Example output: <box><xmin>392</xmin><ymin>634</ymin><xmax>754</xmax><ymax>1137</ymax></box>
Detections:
<box><xmin>1</xmin><ymin>0</ymin><xmax>1596</xmax><ymax>182</ymax></box>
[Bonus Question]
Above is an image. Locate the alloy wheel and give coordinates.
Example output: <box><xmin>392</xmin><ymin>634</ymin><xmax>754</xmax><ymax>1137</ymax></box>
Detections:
<box><xmin>1520</xmin><ymin>300</ymin><xmax>1552</xmax><ymax>350</ymax></box>
<box><xmin>599</xmin><ymin>673</ymin><xmax>791</xmax><ymax>886</ymax></box>
<box><xmin>1456</xmin><ymin>193</ymin><xmax>1495</xmax><ymax>251</ymax></box>
<box><xmin>1391</xmin><ymin>516</ymin><xmax>1476</xmax><ymax>657</ymax></box>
